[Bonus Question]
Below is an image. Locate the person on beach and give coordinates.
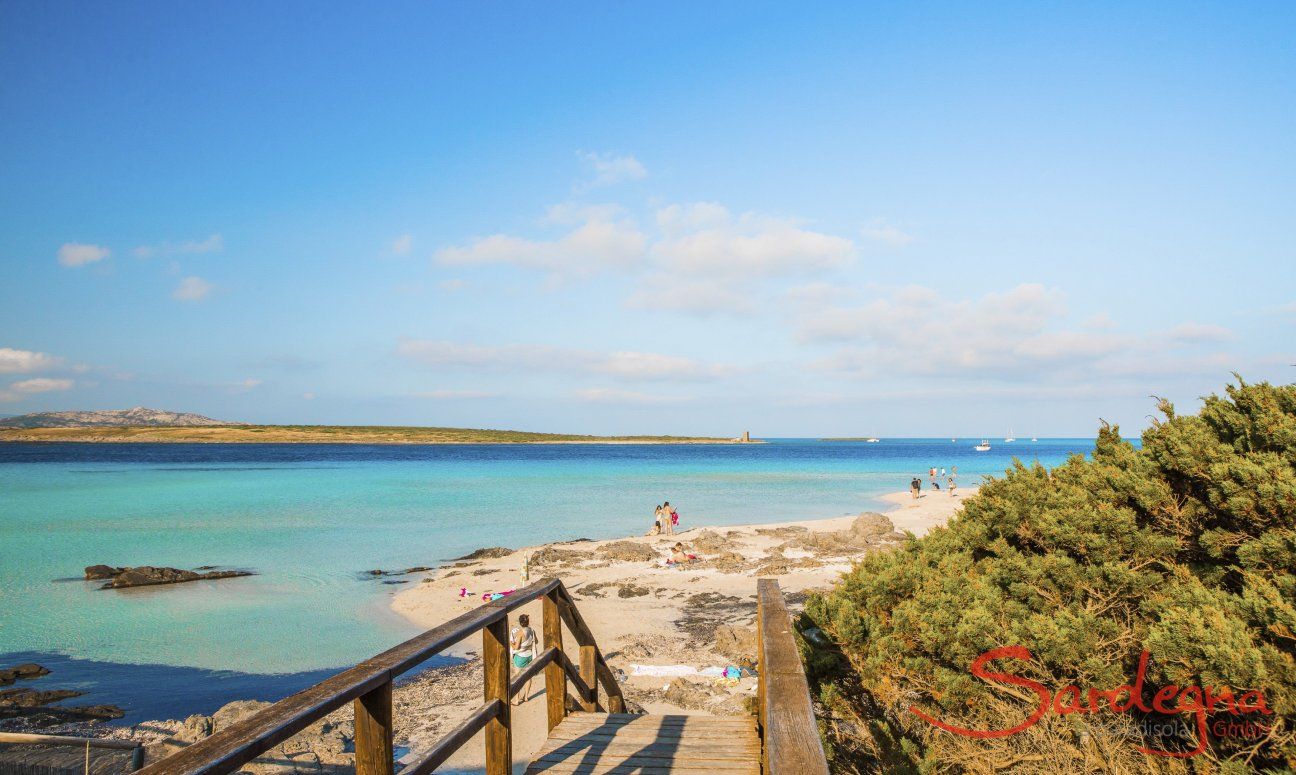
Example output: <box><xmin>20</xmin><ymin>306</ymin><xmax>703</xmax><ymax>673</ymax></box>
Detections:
<box><xmin>929</xmin><ymin>467</ymin><xmax>940</xmax><ymax>489</ymax></box>
<box><xmin>947</xmin><ymin>475</ymin><xmax>958</xmax><ymax>497</ymax></box>
<box><xmin>510</xmin><ymin>614</ymin><xmax>537</xmax><ymax>704</ymax></box>
<box><xmin>660</xmin><ymin>502</ymin><xmax>674</xmax><ymax>535</ymax></box>
<box><xmin>664</xmin><ymin>501</ymin><xmax>679</xmax><ymax>531</ymax></box>
<box><xmin>649</xmin><ymin>506</ymin><xmax>663</xmax><ymax>535</ymax></box>
<box><xmin>669</xmin><ymin>542</ymin><xmax>696</xmax><ymax>565</ymax></box>
<box><xmin>910</xmin><ymin>477</ymin><xmax>922</xmax><ymax>499</ymax></box>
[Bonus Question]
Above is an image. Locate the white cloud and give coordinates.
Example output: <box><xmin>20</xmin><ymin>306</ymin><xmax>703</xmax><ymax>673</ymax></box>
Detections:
<box><xmin>58</xmin><ymin>243</ymin><xmax>110</xmax><ymax>267</ymax></box>
<box><xmin>435</xmin><ymin>212</ymin><xmax>647</xmax><ymax>275</ymax></box>
<box><xmin>574</xmin><ymin>388</ymin><xmax>692</xmax><ymax>405</ymax></box>
<box><xmin>172</xmin><ymin>276</ymin><xmax>214</xmax><ymax>301</ymax></box>
<box><xmin>577</xmin><ymin>152</ymin><xmax>647</xmax><ymax>190</ymax></box>
<box><xmin>1162</xmin><ymin>322</ymin><xmax>1233</xmax><ymax>344</ymax></box>
<box><xmin>651</xmin><ymin>207</ymin><xmax>854</xmax><ymax>278</ymax></box>
<box><xmin>391</xmin><ymin>234</ymin><xmax>413</xmax><ymax>256</ymax></box>
<box><xmin>802</xmin><ymin>284</ymin><xmax>1248</xmax><ymax>382</ymax></box>
<box><xmin>134</xmin><ymin>234</ymin><xmax>223</xmax><ymax>259</ymax></box>
<box><xmin>0</xmin><ymin>348</ymin><xmax>63</xmax><ymax>374</ymax></box>
<box><xmin>860</xmin><ymin>218</ymin><xmax>914</xmax><ymax>246</ymax></box>
<box><xmin>1</xmin><ymin>377</ymin><xmax>74</xmax><ymax>401</ymax></box>
<box><xmin>414</xmin><ymin>389</ymin><xmax>501</xmax><ymax>399</ymax></box>
<box><xmin>396</xmin><ymin>339</ymin><xmax>731</xmax><ymax>382</ymax></box>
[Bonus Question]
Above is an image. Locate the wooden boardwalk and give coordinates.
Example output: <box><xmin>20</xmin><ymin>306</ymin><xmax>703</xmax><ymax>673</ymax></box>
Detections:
<box><xmin>123</xmin><ymin>576</ymin><xmax>825</xmax><ymax>775</ymax></box>
<box><xmin>526</xmin><ymin>713</ymin><xmax>759</xmax><ymax>775</ymax></box>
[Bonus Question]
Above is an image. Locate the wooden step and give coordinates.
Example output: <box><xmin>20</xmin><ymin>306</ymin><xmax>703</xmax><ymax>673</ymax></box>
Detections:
<box><xmin>526</xmin><ymin>714</ymin><xmax>760</xmax><ymax>775</ymax></box>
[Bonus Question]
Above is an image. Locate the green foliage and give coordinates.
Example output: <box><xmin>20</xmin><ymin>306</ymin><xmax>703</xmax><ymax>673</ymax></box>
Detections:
<box><xmin>806</xmin><ymin>379</ymin><xmax>1296</xmax><ymax>773</ymax></box>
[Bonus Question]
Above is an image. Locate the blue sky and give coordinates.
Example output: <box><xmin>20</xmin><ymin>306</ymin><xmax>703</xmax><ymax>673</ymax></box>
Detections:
<box><xmin>1</xmin><ymin>1</ymin><xmax>1293</xmax><ymax>436</ymax></box>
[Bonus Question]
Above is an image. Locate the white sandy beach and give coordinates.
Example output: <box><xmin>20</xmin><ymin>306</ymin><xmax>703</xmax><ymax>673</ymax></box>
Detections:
<box><xmin>62</xmin><ymin>487</ymin><xmax>973</xmax><ymax>774</ymax></box>
<box><xmin>385</xmin><ymin>487</ymin><xmax>975</xmax><ymax>773</ymax></box>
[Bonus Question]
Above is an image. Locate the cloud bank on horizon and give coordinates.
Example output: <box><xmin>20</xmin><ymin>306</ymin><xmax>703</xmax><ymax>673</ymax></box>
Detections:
<box><xmin>0</xmin><ymin>3</ymin><xmax>1292</xmax><ymax>435</ymax></box>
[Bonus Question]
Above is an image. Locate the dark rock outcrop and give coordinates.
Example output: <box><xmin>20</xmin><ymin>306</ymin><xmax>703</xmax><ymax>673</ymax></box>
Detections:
<box><xmin>594</xmin><ymin>541</ymin><xmax>657</xmax><ymax>563</ymax></box>
<box><xmin>86</xmin><ymin>565</ymin><xmax>253</xmax><ymax>590</ymax></box>
<box><xmin>452</xmin><ymin>547</ymin><xmax>514</xmax><ymax>561</ymax></box>
<box><xmin>0</xmin><ymin>664</ymin><xmax>49</xmax><ymax>686</ymax></box>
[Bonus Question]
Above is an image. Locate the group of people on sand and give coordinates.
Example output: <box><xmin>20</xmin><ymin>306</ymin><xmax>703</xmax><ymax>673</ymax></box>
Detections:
<box><xmin>509</xmin><ymin>502</ymin><xmax>694</xmax><ymax>706</ymax></box>
<box><xmin>910</xmin><ymin>466</ymin><xmax>958</xmax><ymax>498</ymax></box>
<box><xmin>649</xmin><ymin>501</ymin><xmax>679</xmax><ymax>535</ymax></box>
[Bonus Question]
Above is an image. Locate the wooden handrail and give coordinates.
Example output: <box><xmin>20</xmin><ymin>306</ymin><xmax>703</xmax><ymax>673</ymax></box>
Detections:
<box><xmin>756</xmin><ymin>578</ymin><xmax>829</xmax><ymax>775</ymax></box>
<box><xmin>135</xmin><ymin>577</ymin><xmax>623</xmax><ymax>775</ymax></box>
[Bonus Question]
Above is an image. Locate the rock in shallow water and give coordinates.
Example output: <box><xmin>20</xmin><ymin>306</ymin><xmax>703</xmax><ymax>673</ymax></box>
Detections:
<box><xmin>0</xmin><ymin>663</ymin><xmax>50</xmax><ymax>686</ymax></box>
<box><xmin>86</xmin><ymin>565</ymin><xmax>254</xmax><ymax>589</ymax></box>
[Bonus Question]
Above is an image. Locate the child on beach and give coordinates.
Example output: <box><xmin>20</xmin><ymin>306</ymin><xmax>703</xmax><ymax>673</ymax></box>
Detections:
<box><xmin>910</xmin><ymin>477</ymin><xmax>922</xmax><ymax>499</ymax></box>
<box><xmin>510</xmin><ymin>614</ymin><xmax>537</xmax><ymax>705</ymax></box>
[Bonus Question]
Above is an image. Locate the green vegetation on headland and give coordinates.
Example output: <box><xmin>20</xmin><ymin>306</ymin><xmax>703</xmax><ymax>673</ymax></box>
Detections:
<box><xmin>804</xmin><ymin>378</ymin><xmax>1296</xmax><ymax>773</ymax></box>
<box><xmin>0</xmin><ymin>424</ymin><xmax>748</xmax><ymax>444</ymax></box>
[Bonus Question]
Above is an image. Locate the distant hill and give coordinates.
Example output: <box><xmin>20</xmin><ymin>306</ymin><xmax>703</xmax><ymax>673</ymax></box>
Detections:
<box><xmin>0</xmin><ymin>407</ymin><xmax>228</xmax><ymax>428</ymax></box>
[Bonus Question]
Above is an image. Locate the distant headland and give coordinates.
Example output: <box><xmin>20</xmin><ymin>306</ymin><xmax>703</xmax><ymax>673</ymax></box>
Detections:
<box><xmin>0</xmin><ymin>408</ymin><xmax>758</xmax><ymax>444</ymax></box>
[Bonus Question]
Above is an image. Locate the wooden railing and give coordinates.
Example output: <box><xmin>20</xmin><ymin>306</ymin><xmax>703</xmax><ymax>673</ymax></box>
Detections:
<box><xmin>135</xmin><ymin>577</ymin><xmax>622</xmax><ymax>775</ymax></box>
<box><xmin>756</xmin><ymin>578</ymin><xmax>830</xmax><ymax>775</ymax></box>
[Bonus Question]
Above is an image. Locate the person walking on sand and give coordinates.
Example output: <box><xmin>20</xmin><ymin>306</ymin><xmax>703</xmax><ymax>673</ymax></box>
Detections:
<box><xmin>948</xmin><ymin>475</ymin><xmax>958</xmax><ymax>497</ymax></box>
<box><xmin>910</xmin><ymin>476</ymin><xmax>921</xmax><ymax>499</ymax></box>
<box><xmin>510</xmin><ymin>614</ymin><xmax>537</xmax><ymax>705</ymax></box>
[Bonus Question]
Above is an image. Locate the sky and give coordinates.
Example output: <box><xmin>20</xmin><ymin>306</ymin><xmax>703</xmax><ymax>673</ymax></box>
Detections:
<box><xmin>1</xmin><ymin>1</ymin><xmax>1293</xmax><ymax>437</ymax></box>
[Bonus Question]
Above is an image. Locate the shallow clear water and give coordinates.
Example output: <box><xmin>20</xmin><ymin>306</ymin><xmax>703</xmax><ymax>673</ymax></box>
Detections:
<box><xmin>0</xmin><ymin>438</ymin><xmax>1093</xmax><ymax>720</ymax></box>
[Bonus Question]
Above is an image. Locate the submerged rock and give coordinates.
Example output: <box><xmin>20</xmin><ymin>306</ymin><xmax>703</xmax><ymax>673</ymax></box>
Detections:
<box><xmin>88</xmin><ymin>565</ymin><xmax>254</xmax><ymax>590</ymax></box>
<box><xmin>0</xmin><ymin>664</ymin><xmax>49</xmax><ymax>686</ymax></box>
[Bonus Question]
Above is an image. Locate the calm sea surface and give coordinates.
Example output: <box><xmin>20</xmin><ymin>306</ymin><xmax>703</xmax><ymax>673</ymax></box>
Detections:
<box><xmin>0</xmin><ymin>438</ymin><xmax>1094</xmax><ymax>720</ymax></box>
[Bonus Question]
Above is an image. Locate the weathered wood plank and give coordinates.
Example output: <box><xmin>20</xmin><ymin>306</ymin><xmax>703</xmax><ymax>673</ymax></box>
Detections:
<box><xmin>757</xmin><ymin>578</ymin><xmax>829</xmax><ymax>775</ymax></box>
<box><xmin>557</xmin><ymin>714</ymin><xmax>754</xmax><ymax>727</ymax></box>
<box><xmin>353</xmin><ymin>680</ymin><xmax>393</xmax><ymax>775</ymax></box>
<box><xmin>543</xmin><ymin>592</ymin><xmax>566</xmax><ymax>732</ymax></box>
<box><xmin>483</xmin><ymin>617</ymin><xmax>512</xmax><ymax>775</ymax></box>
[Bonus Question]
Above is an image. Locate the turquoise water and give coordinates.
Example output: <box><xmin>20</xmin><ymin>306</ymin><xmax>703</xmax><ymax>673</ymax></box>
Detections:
<box><xmin>0</xmin><ymin>438</ymin><xmax>1093</xmax><ymax>719</ymax></box>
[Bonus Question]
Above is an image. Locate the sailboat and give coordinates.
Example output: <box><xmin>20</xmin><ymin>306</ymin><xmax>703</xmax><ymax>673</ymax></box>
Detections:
<box><xmin>865</xmin><ymin>430</ymin><xmax>880</xmax><ymax>442</ymax></box>
<box><xmin>1004</xmin><ymin>428</ymin><xmax>1016</xmax><ymax>443</ymax></box>
<box><xmin>975</xmin><ymin>439</ymin><xmax>991</xmax><ymax>452</ymax></box>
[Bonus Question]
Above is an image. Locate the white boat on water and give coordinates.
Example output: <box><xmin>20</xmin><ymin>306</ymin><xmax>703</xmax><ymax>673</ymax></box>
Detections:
<box><xmin>975</xmin><ymin>440</ymin><xmax>991</xmax><ymax>451</ymax></box>
<box><xmin>1004</xmin><ymin>429</ymin><xmax>1016</xmax><ymax>443</ymax></box>
<box><xmin>865</xmin><ymin>437</ymin><xmax>880</xmax><ymax>443</ymax></box>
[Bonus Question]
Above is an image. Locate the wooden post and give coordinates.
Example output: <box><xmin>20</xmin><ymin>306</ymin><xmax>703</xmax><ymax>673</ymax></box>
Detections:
<box><xmin>543</xmin><ymin>593</ymin><xmax>566</xmax><ymax>731</ymax></box>
<box><xmin>353</xmin><ymin>680</ymin><xmax>394</xmax><ymax>775</ymax></box>
<box><xmin>483</xmin><ymin>617</ymin><xmax>512</xmax><ymax>775</ymax></box>
<box><xmin>578</xmin><ymin>645</ymin><xmax>597</xmax><ymax>712</ymax></box>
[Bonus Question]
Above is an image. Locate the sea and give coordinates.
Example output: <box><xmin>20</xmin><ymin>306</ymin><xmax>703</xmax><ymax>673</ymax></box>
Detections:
<box><xmin>0</xmin><ymin>438</ymin><xmax>1094</xmax><ymax>722</ymax></box>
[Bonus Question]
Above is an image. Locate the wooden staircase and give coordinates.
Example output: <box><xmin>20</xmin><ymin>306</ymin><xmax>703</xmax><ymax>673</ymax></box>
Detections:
<box><xmin>527</xmin><ymin>713</ymin><xmax>760</xmax><ymax>774</ymax></box>
<box><xmin>136</xmin><ymin>577</ymin><xmax>827</xmax><ymax>775</ymax></box>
